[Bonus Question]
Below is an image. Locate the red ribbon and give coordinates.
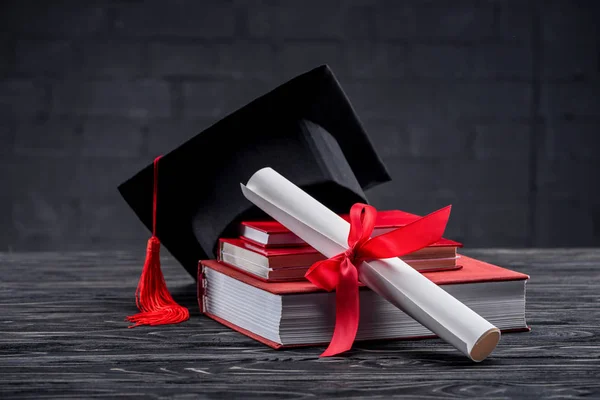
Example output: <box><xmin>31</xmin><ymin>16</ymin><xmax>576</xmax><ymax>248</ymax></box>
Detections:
<box><xmin>305</xmin><ymin>203</ymin><xmax>452</xmax><ymax>357</ymax></box>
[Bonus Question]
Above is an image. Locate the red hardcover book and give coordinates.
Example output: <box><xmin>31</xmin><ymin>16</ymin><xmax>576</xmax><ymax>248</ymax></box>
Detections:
<box><xmin>240</xmin><ymin>209</ymin><xmax>464</xmax><ymax>248</ymax></box>
<box><xmin>198</xmin><ymin>257</ymin><xmax>530</xmax><ymax>350</ymax></box>
<box><xmin>218</xmin><ymin>237</ymin><xmax>462</xmax><ymax>281</ymax></box>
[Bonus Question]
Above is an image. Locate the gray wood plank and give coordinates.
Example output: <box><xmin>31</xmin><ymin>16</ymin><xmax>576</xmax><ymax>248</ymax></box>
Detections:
<box><xmin>1</xmin><ymin>249</ymin><xmax>599</xmax><ymax>399</ymax></box>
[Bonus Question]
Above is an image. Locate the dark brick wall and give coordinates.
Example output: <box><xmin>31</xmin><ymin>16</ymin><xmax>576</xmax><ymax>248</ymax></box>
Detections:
<box><xmin>0</xmin><ymin>0</ymin><xmax>598</xmax><ymax>251</ymax></box>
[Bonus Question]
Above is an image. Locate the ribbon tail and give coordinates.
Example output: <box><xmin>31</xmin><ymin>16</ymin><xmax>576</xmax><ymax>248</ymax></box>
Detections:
<box><xmin>320</xmin><ymin>258</ymin><xmax>360</xmax><ymax>357</ymax></box>
<box><xmin>359</xmin><ymin>205</ymin><xmax>452</xmax><ymax>259</ymax></box>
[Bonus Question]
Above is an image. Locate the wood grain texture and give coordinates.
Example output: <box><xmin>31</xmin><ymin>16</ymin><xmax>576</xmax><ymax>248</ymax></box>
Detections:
<box><xmin>1</xmin><ymin>249</ymin><xmax>599</xmax><ymax>399</ymax></box>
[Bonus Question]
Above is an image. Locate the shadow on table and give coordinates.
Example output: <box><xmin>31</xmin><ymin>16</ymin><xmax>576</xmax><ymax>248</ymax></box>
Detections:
<box><xmin>168</xmin><ymin>282</ymin><xmax>201</xmax><ymax>316</ymax></box>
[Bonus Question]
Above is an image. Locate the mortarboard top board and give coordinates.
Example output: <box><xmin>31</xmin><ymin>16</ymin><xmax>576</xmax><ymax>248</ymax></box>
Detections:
<box><xmin>118</xmin><ymin>65</ymin><xmax>391</xmax><ymax>279</ymax></box>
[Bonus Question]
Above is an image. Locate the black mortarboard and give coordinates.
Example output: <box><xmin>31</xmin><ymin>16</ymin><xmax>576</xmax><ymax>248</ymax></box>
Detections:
<box><xmin>118</xmin><ymin>65</ymin><xmax>390</xmax><ymax>281</ymax></box>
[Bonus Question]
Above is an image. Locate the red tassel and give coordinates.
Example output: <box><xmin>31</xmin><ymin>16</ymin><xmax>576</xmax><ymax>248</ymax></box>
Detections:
<box><xmin>126</xmin><ymin>156</ymin><xmax>189</xmax><ymax>327</ymax></box>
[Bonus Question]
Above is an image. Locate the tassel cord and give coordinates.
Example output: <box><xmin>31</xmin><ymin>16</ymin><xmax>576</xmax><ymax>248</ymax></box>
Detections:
<box><xmin>126</xmin><ymin>156</ymin><xmax>190</xmax><ymax>327</ymax></box>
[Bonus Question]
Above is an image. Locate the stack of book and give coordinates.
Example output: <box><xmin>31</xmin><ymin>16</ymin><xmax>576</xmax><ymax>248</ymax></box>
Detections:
<box><xmin>218</xmin><ymin>210</ymin><xmax>464</xmax><ymax>281</ymax></box>
<box><xmin>198</xmin><ymin>209</ymin><xmax>530</xmax><ymax>350</ymax></box>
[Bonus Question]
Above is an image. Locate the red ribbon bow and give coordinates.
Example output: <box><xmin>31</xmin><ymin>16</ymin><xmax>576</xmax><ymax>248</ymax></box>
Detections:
<box><xmin>305</xmin><ymin>203</ymin><xmax>452</xmax><ymax>357</ymax></box>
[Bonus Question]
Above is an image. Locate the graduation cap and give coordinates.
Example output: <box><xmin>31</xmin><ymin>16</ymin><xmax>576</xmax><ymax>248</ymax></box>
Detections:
<box><xmin>118</xmin><ymin>65</ymin><xmax>391</xmax><ymax>327</ymax></box>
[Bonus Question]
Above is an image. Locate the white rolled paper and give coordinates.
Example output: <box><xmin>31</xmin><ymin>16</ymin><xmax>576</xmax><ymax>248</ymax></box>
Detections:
<box><xmin>241</xmin><ymin>167</ymin><xmax>500</xmax><ymax>361</ymax></box>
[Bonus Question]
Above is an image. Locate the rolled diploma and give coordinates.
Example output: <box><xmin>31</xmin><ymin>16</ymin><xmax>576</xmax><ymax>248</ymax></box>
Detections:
<box><xmin>241</xmin><ymin>167</ymin><xmax>500</xmax><ymax>361</ymax></box>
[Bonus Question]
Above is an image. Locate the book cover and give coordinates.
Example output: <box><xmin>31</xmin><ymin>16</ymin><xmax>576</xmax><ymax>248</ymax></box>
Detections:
<box><xmin>198</xmin><ymin>257</ymin><xmax>530</xmax><ymax>350</ymax></box>
<box><xmin>218</xmin><ymin>237</ymin><xmax>463</xmax><ymax>282</ymax></box>
<box><xmin>241</xmin><ymin>209</ymin><xmax>463</xmax><ymax>248</ymax></box>
<box><xmin>202</xmin><ymin>256</ymin><xmax>529</xmax><ymax>295</ymax></box>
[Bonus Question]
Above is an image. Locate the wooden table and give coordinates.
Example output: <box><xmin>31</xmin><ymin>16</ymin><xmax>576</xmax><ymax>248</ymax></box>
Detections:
<box><xmin>1</xmin><ymin>249</ymin><xmax>599</xmax><ymax>398</ymax></box>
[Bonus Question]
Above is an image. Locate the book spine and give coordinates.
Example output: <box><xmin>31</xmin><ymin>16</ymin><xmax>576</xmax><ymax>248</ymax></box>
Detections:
<box><xmin>197</xmin><ymin>262</ymin><xmax>208</xmax><ymax>314</ymax></box>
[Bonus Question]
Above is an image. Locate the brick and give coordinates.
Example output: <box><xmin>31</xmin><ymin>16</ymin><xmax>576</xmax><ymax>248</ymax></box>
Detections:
<box><xmin>416</xmin><ymin>1</ymin><xmax>495</xmax><ymax>41</ymax></box>
<box><xmin>409</xmin><ymin>44</ymin><xmax>532</xmax><ymax>80</ymax></box>
<box><xmin>1</xmin><ymin>1</ymin><xmax>111</xmax><ymax>36</ymax></box>
<box><xmin>275</xmin><ymin>0</ymin><xmax>356</xmax><ymax>40</ymax></box>
<box><xmin>409</xmin><ymin>117</ymin><xmax>471</xmax><ymax>158</ymax></box>
<box><xmin>375</xmin><ymin>0</ymin><xmax>495</xmax><ymax>40</ymax></box>
<box><xmin>342</xmin><ymin>1</ymin><xmax>375</xmax><ymax>39</ymax></box>
<box><xmin>0</xmin><ymin>155</ymin><xmax>79</xmax><ymax>199</ymax></box>
<box><xmin>544</xmin><ymin>121</ymin><xmax>599</xmax><ymax>161</ymax></box>
<box><xmin>344</xmin><ymin>82</ymin><xmax>531</xmax><ymax>119</ymax></box>
<box><xmin>145</xmin><ymin>118</ymin><xmax>215</xmax><ymax>156</ymax></box>
<box><xmin>15</xmin><ymin>40</ymin><xmax>78</xmax><ymax>77</ymax></box>
<box><xmin>246</xmin><ymin>0</ymin><xmax>371</xmax><ymax>39</ymax></box>
<box><xmin>534</xmin><ymin>194</ymin><xmax>599</xmax><ymax>247</ymax></box>
<box><xmin>346</xmin><ymin>42</ymin><xmax>410</xmax><ymax>79</ymax></box>
<box><xmin>407</xmin><ymin>191</ymin><xmax>465</xmax><ymax>219</ymax></box>
<box><xmin>0</xmin><ymin>36</ymin><xmax>12</xmax><ymax>75</ymax></box>
<box><xmin>493</xmin><ymin>0</ymin><xmax>532</xmax><ymax>44</ymax></box>
<box><xmin>74</xmin><ymin>156</ymin><xmax>149</xmax><ymax>198</ymax></box>
<box><xmin>452</xmin><ymin>159</ymin><xmax>530</xmax><ymax>202</ymax></box>
<box><xmin>0</xmin><ymin>79</ymin><xmax>47</xmax><ymax>118</ymax></box>
<box><xmin>373</xmin><ymin>1</ymin><xmax>416</xmax><ymax>39</ymax></box>
<box><xmin>149</xmin><ymin>42</ymin><xmax>219</xmax><ymax>77</ymax></box>
<box><xmin>541</xmin><ymin>83</ymin><xmax>600</xmax><ymax>119</ymax></box>
<box><xmin>473</xmin><ymin>122</ymin><xmax>531</xmax><ymax>160</ymax></box>
<box><xmin>80</xmin><ymin>194</ymin><xmax>148</xmax><ymax>243</ymax></box>
<box><xmin>366</xmin><ymin>181</ymin><xmax>450</xmax><ymax>215</ymax></box>
<box><xmin>366</xmin><ymin>168</ymin><xmax>465</xmax><ymax>240</ymax></box>
<box><xmin>279</xmin><ymin>42</ymin><xmax>347</xmax><ymax>80</ymax></box>
<box><xmin>14</xmin><ymin>117</ymin><xmax>81</xmax><ymax>157</ymax></box>
<box><xmin>182</xmin><ymin>79</ymin><xmax>272</xmax><ymax>118</ymax></box>
<box><xmin>438</xmin><ymin>83</ymin><xmax>532</xmax><ymax>119</ymax></box>
<box><xmin>149</xmin><ymin>41</ymin><xmax>276</xmax><ymax>79</ymax></box>
<box><xmin>342</xmin><ymin>81</ymin><xmax>418</xmax><ymax>119</ymax></box>
<box><xmin>114</xmin><ymin>0</ymin><xmax>235</xmax><ymax>38</ymax></box>
<box><xmin>244</xmin><ymin>0</ymin><xmax>271</xmax><ymax>38</ymax></box>
<box><xmin>541</xmin><ymin>0</ymin><xmax>598</xmax><ymax>44</ymax></box>
<box><xmin>81</xmin><ymin>40</ymin><xmax>146</xmax><ymax>78</ymax></box>
<box><xmin>81</xmin><ymin>117</ymin><xmax>144</xmax><ymax>157</ymax></box>
<box><xmin>12</xmin><ymin>193</ymin><xmax>81</xmax><ymax>247</ymax></box>
<box><xmin>0</xmin><ymin>156</ymin><xmax>78</xmax><ymax>248</ymax></box>
<box><xmin>373</xmin><ymin>159</ymin><xmax>463</xmax><ymax>198</ymax></box>
<box><xmin>0</xmin><ymin>155</ymin><xmax>100</xmax><ymax>250</ymax></box>
<box><xmin>441</xmin><ymin>215</ymin><xmax>466</xmax><ymax>245</ymax></box>
<box><xmin>542</xmin><ymin>40</ymin><xmax>599</xmax><ymax>82</ymax></box>
<box><xmin>464</xmin><ymin>202</ymin><xmax>530</xmax><ymax>247</ymax></box>
<box><xmin>217</xmin><ymin>42</ymin><xmax>277</xmax><ymax>79</ymax></box>
<box><xmin>0</xmin><ymin>154</ymin><xmax>147</xmax><ymax>206</ymax></box>
<box><xmin>0</xmin><ymin>118</ymin><xmax>14</xmax><ymax>155</ymax></box>
<box><xmin>0</xmin><ymin>195</ymin><xmax>17</xmax><ymax>251</ymax></box>
<box><xmin>536</xmin><ymin>158</ymin><xmax>600</xmax><ymax>200</ymax></box>
<box><xmin>360</xmin><ymin>118</ymin><xmax>412</xmax><ymax>160</ymax></box>
<box><xmin>52</xmin><ymin>80</ymin><xmax>171</xmax><ymax>118</ymax></box>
